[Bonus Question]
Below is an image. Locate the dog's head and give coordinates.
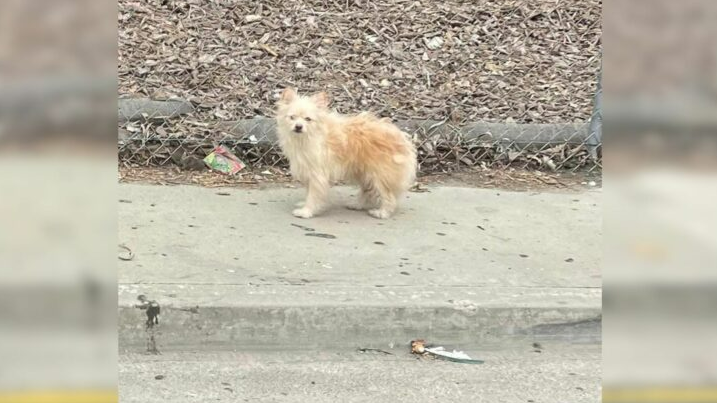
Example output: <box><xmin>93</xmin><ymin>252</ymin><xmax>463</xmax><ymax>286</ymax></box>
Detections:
<box><xmin>276</xmin><ymin>88</ymin><xmax>330</xmax><ymax>135</ymax></box>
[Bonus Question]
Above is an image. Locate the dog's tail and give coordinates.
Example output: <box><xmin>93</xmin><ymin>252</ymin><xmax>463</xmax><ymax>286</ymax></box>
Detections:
<box><xmin>392</xmin><ymin>154</ymin><xmax>408</xmax><ymax>164</ymax></box>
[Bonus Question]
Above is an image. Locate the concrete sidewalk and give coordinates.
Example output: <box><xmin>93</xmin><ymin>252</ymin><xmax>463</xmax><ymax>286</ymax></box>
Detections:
<box><xmin>119</xmin><ymin>183</ymin><xmax>602</xmax><ymax>350</ymax></box>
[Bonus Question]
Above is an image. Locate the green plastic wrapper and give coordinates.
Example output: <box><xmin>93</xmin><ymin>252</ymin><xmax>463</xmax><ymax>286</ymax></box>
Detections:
<box><xmin>203</xmin><ymin>145</ymin><xmax>246</xmax><ymax>175</ymax></box>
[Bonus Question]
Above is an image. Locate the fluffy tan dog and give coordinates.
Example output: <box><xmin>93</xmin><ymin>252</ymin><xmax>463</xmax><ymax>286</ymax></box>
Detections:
<box><xmin>276</xmin><ymin>88</ymin><xmax>417</xmax><ymax>219</ymax></box>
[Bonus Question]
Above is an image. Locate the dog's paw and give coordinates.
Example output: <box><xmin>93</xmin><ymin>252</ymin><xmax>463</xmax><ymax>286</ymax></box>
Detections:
<box><xmin>292</xmin><ymin>208</ymin><xmax>314</xmax><ymax>219</ymax></box>
<box><xmin>346</xmin><ymin>202</ymin><xmax>366</xmax><ymax>211</ymax></box>
<box><xmin>368</xmin><ymin>209</ymin><xmax>391</xmax><ymax>219</ymax></box>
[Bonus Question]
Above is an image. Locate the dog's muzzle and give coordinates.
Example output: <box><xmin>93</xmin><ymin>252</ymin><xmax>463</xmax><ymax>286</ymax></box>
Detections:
<box><xmin>293</xmin><ymin>124</ymin><xmax>303</xmax><ymax>133</ymax></box>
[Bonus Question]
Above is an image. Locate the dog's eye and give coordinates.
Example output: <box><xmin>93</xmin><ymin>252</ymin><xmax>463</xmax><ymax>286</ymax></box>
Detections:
<box><xmin>289</xmin><ymin>115</ymin><xmax>296</xmax><ymax>120</ymax></box>
<box><xmin>305</xmin><ymin>117</ymin><xmax>312</xmax><ymax>122</ymax></box>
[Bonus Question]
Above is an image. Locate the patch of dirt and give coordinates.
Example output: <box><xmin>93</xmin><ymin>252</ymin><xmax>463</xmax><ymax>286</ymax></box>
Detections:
<box><xmin>119</xmin><ymin>165</ymin><xmax>290</xmax><ymax>188</ymax></box>
<box><xmin>119</xmin><ymin>165</ymin><xmax>601</xmax><ymax>192</ymax></box>
<box><xmin>420</xmin><ymin>169</ymin><xmax>602</xmax><ymax>192</ymax></box>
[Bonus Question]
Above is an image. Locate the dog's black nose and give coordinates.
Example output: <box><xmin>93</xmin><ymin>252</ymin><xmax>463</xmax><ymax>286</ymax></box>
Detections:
<box><xmin>293</xmin><ymin>124</ymin><xmax>303</xmax><ymax>132</ymax></box>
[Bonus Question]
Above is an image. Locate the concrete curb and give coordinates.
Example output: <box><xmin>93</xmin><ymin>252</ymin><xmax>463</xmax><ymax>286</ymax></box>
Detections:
<box><xmin>117</xmin><ymin>98</ymin><xmax>591</xmax><ymax>144</ymax></box>
<box><xmin>118</xmin><ymin>184</ymin><xmax>602</xmax><ymax>352</ymax></box>
<box><xmin>119</xmin><ymin>284</ymin><xmax>601</xmax><ymax>352</ymax></box>
<box><xmin>118</xmin><ymin>98</ymin><xmax>194</xmax><ymax>122</ymax></box>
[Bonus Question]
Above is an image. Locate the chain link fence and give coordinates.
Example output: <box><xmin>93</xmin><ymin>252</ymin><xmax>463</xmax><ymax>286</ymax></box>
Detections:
<box><xmin>118</xmin><ymin>99</ymin><xmax>602</xmax><ymax>173</ymax></box>
<box><xmin>118</xmin><ymin>0</ymin><xmax>602</xmax><ymax>175</ymax></box>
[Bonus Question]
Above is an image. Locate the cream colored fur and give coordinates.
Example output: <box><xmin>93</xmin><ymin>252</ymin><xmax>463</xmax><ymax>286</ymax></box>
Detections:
<box><xmin>276</xmin><ymin>88</ymin><xmax>417</xmax><ymax>219</ymax></box>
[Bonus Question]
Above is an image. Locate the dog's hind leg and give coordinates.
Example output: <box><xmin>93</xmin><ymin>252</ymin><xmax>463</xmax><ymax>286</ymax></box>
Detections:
<box><xmin>347</xmin><ymin>184</ymin><xmax>379</xmax><ymax>211</ymax></box>
<box><xmin>367</xmin><ymin>185</ymin><xmax>397</xmax><ymax>219</ymax></box>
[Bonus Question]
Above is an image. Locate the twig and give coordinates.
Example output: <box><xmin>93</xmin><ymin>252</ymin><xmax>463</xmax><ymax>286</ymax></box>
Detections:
<box><xmin>357</xmin><ymin>348</ymin><xmax>393</xmax><ymax>355</ymax></box>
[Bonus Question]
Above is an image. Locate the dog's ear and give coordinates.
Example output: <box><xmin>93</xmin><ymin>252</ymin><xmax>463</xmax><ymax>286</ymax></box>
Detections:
<box><xmin>279</xmin><ymin>88</ymin><xmax>297</xmax><ymax>103</ymax></box>
<box><xmin>311</xmin><ymin>92</ymin><xmax>330</xmax><ymax>108</ymax></box>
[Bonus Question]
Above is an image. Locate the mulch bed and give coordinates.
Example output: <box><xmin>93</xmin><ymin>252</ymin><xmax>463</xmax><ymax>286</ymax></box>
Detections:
<box><xmin>118</xmin><ymin>0</ymin><xmax>601</xmax><ymax>123</ymax></box>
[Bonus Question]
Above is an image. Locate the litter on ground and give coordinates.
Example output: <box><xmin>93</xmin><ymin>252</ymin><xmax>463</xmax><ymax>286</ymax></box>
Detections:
<box><xmin>203</xmin><ymin>145</ymin><xmax>246</xmax><ymax>175</ymax></box>
<box><xmin>410</xmin><ymin>339</ymin><xmax>484</xmax><ymax>364</ymax></box>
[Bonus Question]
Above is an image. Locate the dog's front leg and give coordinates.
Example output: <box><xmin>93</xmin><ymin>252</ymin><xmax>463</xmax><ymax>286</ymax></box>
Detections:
<box><xmin>293</xmin><ymin>177</ymin><xmax>329</xmax><ymax>218</ymax></box>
